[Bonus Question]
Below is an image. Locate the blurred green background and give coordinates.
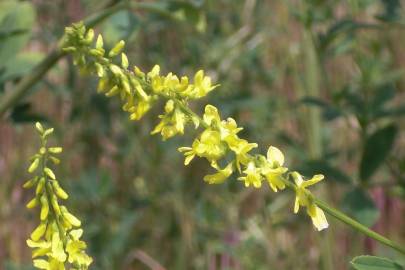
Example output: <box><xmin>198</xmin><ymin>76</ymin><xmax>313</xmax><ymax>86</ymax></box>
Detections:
<box><xmin>0</xmin><ymin>0</ymin><xmax>405</xmax><ymax>269</ymax></box>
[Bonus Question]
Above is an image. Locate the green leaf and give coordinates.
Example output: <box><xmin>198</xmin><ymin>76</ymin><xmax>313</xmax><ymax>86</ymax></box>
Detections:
<box><xmin>0</xmin><ymin>1</ymin><xmax>36</xmax><ymax>65</ymax></box>
<box><xmin>10</xmin><ymin>103</ymin><xmax>47</xmax><ymax>123</ymax></box>
<box><xmin>0</xmin><ymin>52</ymin><xmax>44</xmax><ymax>83</ymax></box>
<box><xmin>360</xmin><ymin>125</ymin><xmax>398</xmax><ymax>181</ymax></box>
<box><xmin>341</xmin><ymin>188</ymin><xmax>379</xmax><ymax>227</ymax></box>
<box><xmin>351</xmin><ymin>255</ymin><xmax>404</xmax><ymax>270</ymax></box>
<box><xmin>101</xmin><ymin>11</ymin><xmax>139</xmax><ymax>46</ymax></box>
<box><xmin>376</xmin><ymin>105</ymin><xmax>405</xmax><ymax>118</ymax></box>
<box><xmin>376</xmin><ymin>0</ymin><xmax>402</xmax><ymax>22</ymax></box>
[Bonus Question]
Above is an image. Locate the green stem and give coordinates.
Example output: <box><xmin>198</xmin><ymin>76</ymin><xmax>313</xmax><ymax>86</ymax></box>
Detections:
<box><xmin>0</xmin><ymin>1</ymin><xmax>169</xmax><ymax>118</ymax></box>
<box><xmin>314</xmin><ymin>198</ymin><xmax>405</xmax><ymax>255</ymax></box>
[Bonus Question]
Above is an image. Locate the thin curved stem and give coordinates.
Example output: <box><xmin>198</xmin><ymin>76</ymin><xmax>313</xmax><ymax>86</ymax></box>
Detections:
<box><xmin>314</xmin><ymin>198</ymin><xmax>405</xmax><ymax>255</ymax></box>
<box><xmin>278</xmin><ymin>174</ymin><xmax>405</xmax><ymax>254</ymax></box>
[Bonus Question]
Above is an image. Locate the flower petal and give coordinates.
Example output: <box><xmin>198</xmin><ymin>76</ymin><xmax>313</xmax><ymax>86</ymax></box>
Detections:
<box><xmin>301</xmin><ymin>174</ymin><xmax>324</xmax><ymax>188</ymax></box>
<box><xmin>267</xmin><ymin>146</ymin><xmax>284</xmax><ymax>166</ymax></box>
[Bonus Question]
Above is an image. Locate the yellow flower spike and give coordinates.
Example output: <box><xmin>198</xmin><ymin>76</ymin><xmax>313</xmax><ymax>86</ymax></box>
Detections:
<box><xmin>26</xmin><ymin>122</ymin><xmax>92</xmax><ymax>269</ymax></box>
<box><xmin>291</xmin><ymin>172</ymin><xmax>328</xmax><ymax>231</ymax></box>
<box><xmin>203</xmin><ymin>163</ymin><xmax>233</xmax><ymax>184</ymax></box>
<box><xmin>238</xmin><ymin>162</ymin><xmax>262</xmax><ymax>188</ymax></box>
<box><xmin>62</xmin><ymin>24</ymin><xmax>332</xmax><ymax>239</ymax></box>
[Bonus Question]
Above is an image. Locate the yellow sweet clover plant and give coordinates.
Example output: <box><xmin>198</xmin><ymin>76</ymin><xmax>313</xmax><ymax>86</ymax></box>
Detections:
<box><xmin>61</xmin><ymin>22</ymin><xmax>328</xmax><ymax>231</ymax></box>
<box><xmin>25</xmin><ymin>122</ymin><xmax>92</xmax><ymax>270</ymax></box>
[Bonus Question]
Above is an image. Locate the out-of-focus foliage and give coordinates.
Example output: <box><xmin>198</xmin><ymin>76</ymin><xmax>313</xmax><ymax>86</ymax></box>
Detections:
<box><xmin>0</xmin><ymin>0</ymin><xmax>404</xmax><ymax>269</ymax></box>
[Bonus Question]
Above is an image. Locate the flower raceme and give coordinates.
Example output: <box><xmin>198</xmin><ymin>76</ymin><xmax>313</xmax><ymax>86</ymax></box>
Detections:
<box><xmin>62</xmin><ymin>22</ymin><xmax>328</xmax><ymax>231</ymax></box>
<box><xmin>25</xmin><ymin>123</ymin><xmax>92</xmax><ymax>270</ymax></box>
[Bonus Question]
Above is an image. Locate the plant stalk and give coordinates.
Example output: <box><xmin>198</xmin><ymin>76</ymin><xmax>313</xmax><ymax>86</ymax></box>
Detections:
<box><xmin>314</xmin><ymin>198</ymin><xmax>405</xmax><ymax>255</ymax></box>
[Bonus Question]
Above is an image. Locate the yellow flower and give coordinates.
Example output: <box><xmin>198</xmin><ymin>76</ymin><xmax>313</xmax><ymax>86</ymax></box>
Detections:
<box><xmin>151</xmin><ymin>103</ymin><xmax>187</xmax><ymax>140</ymax></box>
<box><xmin>292</xmin><ymin>172</ymin><xmax>328</xmax><ymax>231</ymax></box>
<box><xmin>261</xmin><ymin>146</ymin><xmax>288</xmax><ymax>192</ymax></box>
<box><xmin>203</xmin><ymin>105</ymin><xmax>221</xmax><ymax>126</ymax></box>
<box><xmin>179</xmin><ymin>129</ymin><xmax>227</xmax><ymax>166</ymax></box>
<box><xmin>128</xmin><ymin>99</ymin><xmax>152</xmax><ymax>121</ymax></box>
<box><xmin>219</xmin><ymin>117</ymin><xmax>243</xmax><ymax>140</ymax></box>
<box><xmin>227</xmin><ymin>138</ymin><xmax>257</xmax><ymax>172</ymax></box>
<box><xmin>203</xmin><ymin>163</ymin><xmax>233</xmax><ymax>184</ymax></box>
<box><xmin>188</xmin><ymin>70</ymin><xmax>218</xmax><ymax>98</ymax></box>
<box><xmin>238</xmin><ymin>162</ymin><xmax>262</xmax><ymax>188</ymax></box>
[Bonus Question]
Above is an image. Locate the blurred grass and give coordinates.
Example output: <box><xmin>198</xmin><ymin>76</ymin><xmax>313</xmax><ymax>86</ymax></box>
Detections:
<box><xmin>0</xmin><ymin>0</ymin><xmax>405</xmax><ymax>269</ymax></box>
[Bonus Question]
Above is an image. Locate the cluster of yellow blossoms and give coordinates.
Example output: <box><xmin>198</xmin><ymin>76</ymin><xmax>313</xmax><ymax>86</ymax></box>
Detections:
<box><xmin>62</xmin><ymin>22</ymin><xmax>328</xmax><ymax>231</ymax></box>
<box><xmin>25</xmin><ymin>123</ymin><xmax>92</xmax><ymax>270</ymax></box>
